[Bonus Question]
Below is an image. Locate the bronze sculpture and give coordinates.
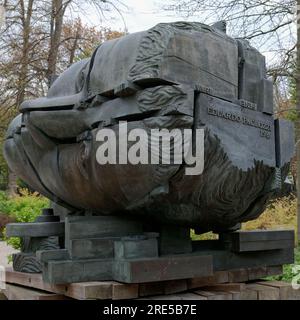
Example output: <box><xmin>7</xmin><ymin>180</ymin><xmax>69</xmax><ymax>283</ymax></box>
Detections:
<box><xmin>4</xmin><ymin>22</ymin><xmax>295</xmax><ymax>284</ymax></box>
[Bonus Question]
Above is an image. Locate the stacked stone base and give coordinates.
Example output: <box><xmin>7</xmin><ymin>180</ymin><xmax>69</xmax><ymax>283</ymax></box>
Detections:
<box><xmin>6</xmin><ymin>215</ymin><xmax>296</xmax><ymax>286</ymax></box>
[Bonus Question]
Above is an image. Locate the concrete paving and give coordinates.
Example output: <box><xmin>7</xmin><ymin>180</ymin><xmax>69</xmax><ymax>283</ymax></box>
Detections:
<box><xmin>0</xmin><ymin>241</ymin><xmax>18</xmax><ymax>268</ymax></box>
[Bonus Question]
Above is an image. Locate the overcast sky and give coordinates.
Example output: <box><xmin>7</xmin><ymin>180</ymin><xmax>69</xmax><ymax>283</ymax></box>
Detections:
<box><xmin>77</xmin><ymin>0</ymin><xmax>295</xmax><ymax>69</ymax></box>
<box><xmin>80</xmin><ymin>0</ymin><xmax>194</xmax><ymax>33</ymax></box>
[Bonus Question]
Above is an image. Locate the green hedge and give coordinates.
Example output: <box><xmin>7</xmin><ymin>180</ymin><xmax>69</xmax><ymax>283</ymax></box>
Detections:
<box><xmin>0</xmin><ymin>190</ymin><xmax>50</xmax><ymax>249</ymax></box>
<box><xmin>0</xmin><ymin>190</ymin><xmax>49</xmax><ymax>222</ymax></box>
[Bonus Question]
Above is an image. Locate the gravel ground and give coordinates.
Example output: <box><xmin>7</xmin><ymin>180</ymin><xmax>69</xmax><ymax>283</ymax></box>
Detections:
<box><xmin>0</xmin><ymin>241</ymin><xmax>18</xmax><ymax>269</ymax></box>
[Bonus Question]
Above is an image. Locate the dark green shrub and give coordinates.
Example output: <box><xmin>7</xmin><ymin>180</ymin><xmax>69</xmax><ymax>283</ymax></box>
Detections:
<box><xmin>0</xmin><ymin>190</ymin><xmax>50</xmax><ymax>249</ymax></box>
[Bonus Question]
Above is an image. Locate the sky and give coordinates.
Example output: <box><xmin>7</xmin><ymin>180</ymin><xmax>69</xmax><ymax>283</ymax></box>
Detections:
<box><xmin>79</xmin><ymin>0</ymin><xmax>191</xmax><ymax>33</ymax></box>
<box><xmin>77</xmin><ymin>0</ymin><xmax>295</xmax><ymax>71</ymax></box>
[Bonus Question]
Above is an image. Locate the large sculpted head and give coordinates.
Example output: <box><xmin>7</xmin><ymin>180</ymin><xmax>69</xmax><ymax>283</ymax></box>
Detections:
<box><xmin>4</xmin><ymin>22</ymin><xmax>294</xmax><ymax>233</ymax></box>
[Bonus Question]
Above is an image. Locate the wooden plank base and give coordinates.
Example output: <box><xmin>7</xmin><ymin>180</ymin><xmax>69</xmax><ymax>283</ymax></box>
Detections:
<box><xmin>4</xmin><ymin>266</ymin><xmax>300</xmax><ymax>300</ymax></box>
<box><xmin>2</xmin><ymin>284</ymin><xmax>70</xmax><ymax>300</ymax></box>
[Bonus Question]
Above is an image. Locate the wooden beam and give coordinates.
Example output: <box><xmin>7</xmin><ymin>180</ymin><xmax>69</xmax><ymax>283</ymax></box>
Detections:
<box><xmin>3</xmin><ymin>283</ymin><xmax>69</xmax><ymax>300</ymax></box>
<box><xmin>5</xmin><ymin>269</ymin><xmax>66</xmax><ymax>295</ymax></box>
<box><xmin>193</xmin><ymin>289</ymin><xmax>233</xmax><ymax>300</ymax></box>
<box><xmin>246</xmin><ymin>283</ymin><xmax>280</xmax><ymax>300</ymax></box>
<box><xmin>5</xmin><ymin>269</ymin><xmax>139</xmax><ymax>300</ymax></box>
<box><xmin>257</xmin><ymin>281</ymin><xmax>300</xmax><ymax>300</ymax></box>
<box><xmin>187</xmin><ymin>271</ymin><xmax>229</xmax><ymax>289</ymax></box>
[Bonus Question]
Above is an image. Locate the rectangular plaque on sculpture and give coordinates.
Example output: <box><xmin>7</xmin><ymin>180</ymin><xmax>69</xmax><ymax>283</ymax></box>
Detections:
<box><xmin>196</xmin><ymin>93</ymin><xmax>276</xmax><ymax>170</ymax></box>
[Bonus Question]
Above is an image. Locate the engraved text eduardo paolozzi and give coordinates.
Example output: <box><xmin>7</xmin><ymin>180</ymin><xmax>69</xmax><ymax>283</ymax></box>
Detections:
<box><xmin>207</xmin><ymin>105</ymin><xmax>272</xmax><ymax>139</ymax></box>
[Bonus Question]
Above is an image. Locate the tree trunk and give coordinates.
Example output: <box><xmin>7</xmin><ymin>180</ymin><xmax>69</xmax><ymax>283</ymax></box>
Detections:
<box><xmin>6</xmin><ymin>1</ymin><xmax>34</xmax><ymax>197</ymax></box>
<box><xmin>69</xmin><ymin>26</ymin><xmax>80</xmax><ymax>66</ymax></box>
<box><xmin>46</xmin><ymin>0</ymin><xmax>66</xmax><ymax>85</ymax></box>
<box><xmin>7</xmin><ymin>170</ymin><xmax>18</xmax><ymax>197</ymax></box>
<box><xmin>16</xmin><ymin>0</ymin><xmax>34</xmax><ymax>109</ymax></box>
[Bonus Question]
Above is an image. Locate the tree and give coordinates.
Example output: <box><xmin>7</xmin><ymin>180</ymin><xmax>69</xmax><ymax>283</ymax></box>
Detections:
<box><xmin>46</xmin><ymin>0</ymin><xmax>126</xmax><ymax>85</ymax></box>
<box><xmin>0</xmin><ymin>0</ymin><xmax>37</xmax><ymax>196</ymax></box>
<box><xmin>60</xmin><ymin>19</ymin><xmax>124</xmax><ymax>66</ymax></box>
<box><xmin>47</xmin><ymin>0</ymin><xmax>70</xmax><ymax>85</ymax></box>
<box><xmin>0</xmin><ymin>0</ymin><xmax>125</xmax><ymax>195</ymax></box>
